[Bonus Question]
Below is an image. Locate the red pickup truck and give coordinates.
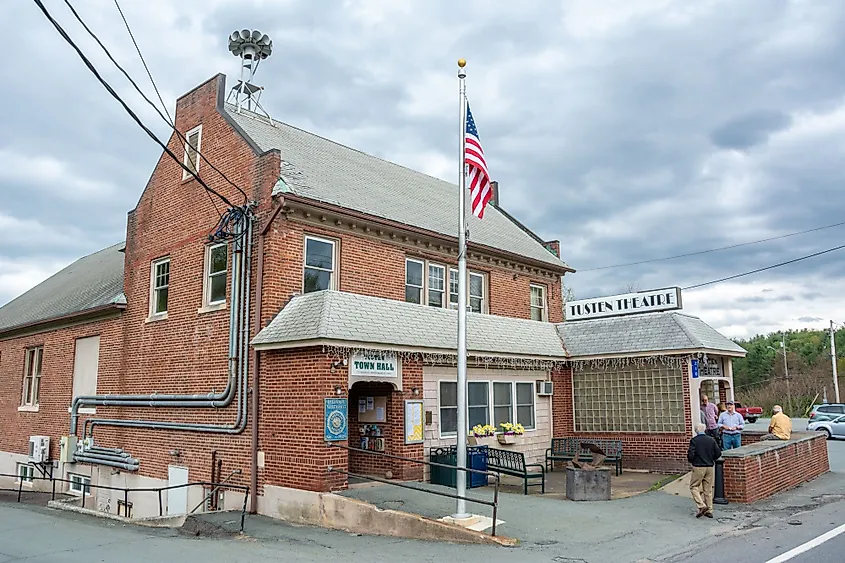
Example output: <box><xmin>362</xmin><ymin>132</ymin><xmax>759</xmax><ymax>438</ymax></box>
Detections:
<box><xmin>734</xmin><ymin>402</ymin><xmax>763</xmax><ymax>423</ymax></box>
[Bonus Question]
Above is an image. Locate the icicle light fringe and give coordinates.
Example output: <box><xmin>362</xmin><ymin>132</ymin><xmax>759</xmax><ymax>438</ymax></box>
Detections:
<box><xmin>570</xmin><ymin>354</ymin><xmax>691</xmax><ymax>372</ymax></box>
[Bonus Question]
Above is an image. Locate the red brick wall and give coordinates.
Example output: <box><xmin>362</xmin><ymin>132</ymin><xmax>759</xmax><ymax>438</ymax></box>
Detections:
<box><xmin>723</xmin><ymin>433</ymin><xmax>829</xmax><ymax>503</ymax></box>
<box><xmin>259</xmin><ymin>217</ymin><xmax>564</xmax><ymax>330</ymax></box>
<box><xmin>552</xmin><ymin>360</ymin><xmax>694</xmax><ymax>472</ymax></box>
<box><xmin>0</xmin><ymin>316</ymin><xmax>122</xmax><ymax>461</ymax></box>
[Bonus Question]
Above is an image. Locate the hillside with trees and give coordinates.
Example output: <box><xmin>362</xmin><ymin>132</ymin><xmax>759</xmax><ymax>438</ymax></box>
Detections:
<box><xmin>732</xmin><ymin>326</ymin><xmax>845</xmax><ymax>417</ymax></box>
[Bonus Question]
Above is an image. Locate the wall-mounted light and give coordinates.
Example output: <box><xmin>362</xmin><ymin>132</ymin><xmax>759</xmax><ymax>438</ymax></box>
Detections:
<box><xmin>169</xmin><ymin>449</ymin><xmax>181</xmax><ymax>458</ymax></box>
<box><xmin>411</xmin><ymin>387</ymin><xmax>420</xmax><ymax>396</ymax></box>
<box><xmin>330</xmin><ymin>358</ymin><xmax>348</xmax><ymax>371</ymax></box>
<box><xmin>334</xmin><ymin>385</ymin><xmax>344</xmax><ymax>396</ymax></box>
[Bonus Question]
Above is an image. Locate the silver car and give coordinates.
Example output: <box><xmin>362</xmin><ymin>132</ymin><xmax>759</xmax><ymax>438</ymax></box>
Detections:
<box><xmin>807</xmin><ymin>415</ymin><xmax>845</xmax><ymax>439</ymax></box>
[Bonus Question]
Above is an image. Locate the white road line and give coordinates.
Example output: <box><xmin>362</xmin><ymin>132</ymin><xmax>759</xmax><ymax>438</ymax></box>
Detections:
<box><xmin>766</xmin><ymin>522</ymin><xmax>845</xmax><ymax>563</ymax></box>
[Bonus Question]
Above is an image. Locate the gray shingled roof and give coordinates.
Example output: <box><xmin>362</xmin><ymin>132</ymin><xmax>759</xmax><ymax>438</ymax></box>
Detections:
<box><xmin>0</xmin><ymin>243</ymin><xmax>126</xmax><ymax>333</ymax></box>
<box><xmin>556</xmin><ymin>311</ymin><xmax>746</xmax><ymax>358</ymax></box>
<box><xmin>224</xmin><ymin>105</ymin><xmax>570</xmax><ymax>271</ymax></box>
<box><xmin>251</xmin><ymin>290</ymin><xmax>567</xmax><ymax>358</ymax></box>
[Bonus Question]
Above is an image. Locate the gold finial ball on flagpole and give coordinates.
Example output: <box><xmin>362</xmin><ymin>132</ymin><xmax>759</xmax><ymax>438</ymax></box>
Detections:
<box><xmin>457</xmin><ymin>59</ymin><xmax>467</xmax><ymax>68</ymax></box>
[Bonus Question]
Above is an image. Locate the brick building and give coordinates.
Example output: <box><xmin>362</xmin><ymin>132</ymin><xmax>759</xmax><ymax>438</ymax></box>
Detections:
<box><xmin>0</xmin><ymin>73</ymin><xmax>743</xmax><ymax>519</ymax></box>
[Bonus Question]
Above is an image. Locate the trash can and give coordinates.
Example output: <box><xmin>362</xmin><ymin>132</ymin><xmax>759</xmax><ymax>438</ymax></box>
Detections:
<box><xmin>428</xmin><ymin>446</ymin><xmax>489</xmax><ymax>489</ymax></box>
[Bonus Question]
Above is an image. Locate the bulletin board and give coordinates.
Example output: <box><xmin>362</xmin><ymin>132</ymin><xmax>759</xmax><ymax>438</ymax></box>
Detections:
<box><xmin>404</xmin><ymin>400</ymin><xmax>424</xmax><ymax>444</ymax></box>
<box><xmin>357</xmin><ymin>395</ymin><xmax>387</xmax><ymax>423</ymax></box>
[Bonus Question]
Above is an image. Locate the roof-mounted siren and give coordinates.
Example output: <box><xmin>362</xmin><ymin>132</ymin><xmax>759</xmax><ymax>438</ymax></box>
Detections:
<box><xmin>227</xmin><ymin>29</ymin><xmax>274</xmax><ymax>124</ymax></box>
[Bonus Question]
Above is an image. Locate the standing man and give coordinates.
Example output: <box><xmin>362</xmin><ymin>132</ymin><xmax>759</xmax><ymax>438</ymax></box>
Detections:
<box><xmin>718</xmin><ymin>400</ymin><xmax>745</xmax><ymax>450</ymax></box>
<box><xmin>688</xmin><ymin>422</ymin><xmax>722</xmax><ymax>518</ymax></box>
<box><xmin>701</xmin><ymin>394</ymin><xmax>719</xmax><ymax>439</ymax></box>
<box><xmin>762</xmin><ymin>405</ymin><xmax>792</xmax><ymax>441</ymax></box>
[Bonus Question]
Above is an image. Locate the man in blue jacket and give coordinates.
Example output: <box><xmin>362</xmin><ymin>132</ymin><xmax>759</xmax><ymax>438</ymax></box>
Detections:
<box><xmin>717</xmin><ymin>401</ymin><xmax>745</xmax><ymax>450</ymax></box>
<box><xmin>688</xmin><ymin>423</ymin><xmax>722</xmax><ymax>518</ymax></box>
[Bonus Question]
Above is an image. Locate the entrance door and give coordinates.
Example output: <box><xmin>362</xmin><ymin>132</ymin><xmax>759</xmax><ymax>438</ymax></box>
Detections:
<box><xmin>167</xmin><ymin>465</ymin><xmax>189</xmax><ymax>516</ymax></box>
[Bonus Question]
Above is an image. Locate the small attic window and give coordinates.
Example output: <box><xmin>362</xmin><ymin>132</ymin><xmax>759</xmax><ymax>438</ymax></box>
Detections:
<box><xmin>182</xmin><ymin>125</ymin><xmax>202</xmax><ymax>180</ymax></box>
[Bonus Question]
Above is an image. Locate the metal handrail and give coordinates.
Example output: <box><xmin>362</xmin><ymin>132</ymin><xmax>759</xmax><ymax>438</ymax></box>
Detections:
<box><xmin>328</xmin><ymin>443</ymin><xmax>499</xmax><ymax>536</ymax></box>
<box><xmin>0</xmin><ymin>473</ymin><xmax>250</xmax><ymax>532</ymax></box>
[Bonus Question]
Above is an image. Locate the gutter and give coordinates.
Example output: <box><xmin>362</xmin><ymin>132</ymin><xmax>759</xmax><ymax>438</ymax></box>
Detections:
<box><xmin>0</xmin><ymin>303</ymin><xmax>126</xmax><ymax>341</ymax></box>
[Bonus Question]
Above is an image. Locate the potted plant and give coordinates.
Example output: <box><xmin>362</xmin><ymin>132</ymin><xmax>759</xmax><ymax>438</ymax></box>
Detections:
<box><xmin>497</xmin><ymin>422</ymin><xmax>525</xmax><ymax>445</ymax></box>
<box><xmin>470</xmin><ymin>424</ymin><xmax>497</xmax><ymax>447</ymax></box>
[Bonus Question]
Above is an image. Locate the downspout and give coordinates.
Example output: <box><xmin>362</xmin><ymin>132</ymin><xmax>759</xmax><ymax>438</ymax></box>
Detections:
<box><xmin>80</xmin><ymin>214</ymin><xmax>255</xmax><ymax>442</ymax></box>
<box><xmin>250</xmin><ymin>197</ymin><xmax>284</xmax><ymax>514</ymax></box>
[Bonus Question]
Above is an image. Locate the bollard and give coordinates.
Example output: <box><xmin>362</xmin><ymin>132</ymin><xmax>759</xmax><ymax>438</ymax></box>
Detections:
<box><xmin>713</xmin><ymin>457</ymin><xmax>728</xmax><ymax>505</ymax></box>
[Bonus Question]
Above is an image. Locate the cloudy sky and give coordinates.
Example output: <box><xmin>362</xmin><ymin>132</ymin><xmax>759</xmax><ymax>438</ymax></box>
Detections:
<box><xmin>2</xmin><ymin>0</ymin><xmax>844</xmax><ymax>339</ymax></box>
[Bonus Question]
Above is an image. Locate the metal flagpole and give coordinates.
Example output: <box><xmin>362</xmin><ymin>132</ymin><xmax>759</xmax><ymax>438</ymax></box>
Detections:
<box><xmin>831</xmin><ymin>320</ymin><xmax>840</xmax><ymax>403</ymax></box>
<box><xmin>454</xmin><ymin>58</ymin><xmax>469</xmax><ymax>519</ymax></box>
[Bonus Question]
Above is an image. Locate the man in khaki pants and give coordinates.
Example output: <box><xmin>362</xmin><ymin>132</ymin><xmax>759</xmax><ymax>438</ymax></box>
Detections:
<box><xmin>688</xmin><ymin>422</ymin><xmax>722</xmax><ymax>518</ymax></box>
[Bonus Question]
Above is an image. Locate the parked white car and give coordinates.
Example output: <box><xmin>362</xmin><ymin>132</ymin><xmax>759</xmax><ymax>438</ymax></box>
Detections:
<box><xmin>807</xmin><ymin>415</ymin><xmax>845</xmax><ymax>439</ymax></box>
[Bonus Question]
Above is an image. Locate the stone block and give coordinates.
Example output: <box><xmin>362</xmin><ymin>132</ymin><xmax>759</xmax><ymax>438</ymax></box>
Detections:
<box><xmin>565</xmin><ymin>466</ymin><xmax>611</xmax><ymax>501</ymax></box>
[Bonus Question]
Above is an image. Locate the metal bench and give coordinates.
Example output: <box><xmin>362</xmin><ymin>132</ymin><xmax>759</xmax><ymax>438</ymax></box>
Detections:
<box><xmin>545</xmin><ymin>438</ymin><xmax>623</xmax><ymax>476</ymax></box>
<box><xmin>486</xmin><ymin>448</ymin><xmax>545</xmax><ymax>495</ymax></box>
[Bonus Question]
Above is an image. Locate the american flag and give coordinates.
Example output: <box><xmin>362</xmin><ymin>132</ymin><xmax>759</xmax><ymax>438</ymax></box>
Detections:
<box><xmin>464</xmin><ymin>103</ymin><xmax>491</xmax><ymax>219</ymax></box>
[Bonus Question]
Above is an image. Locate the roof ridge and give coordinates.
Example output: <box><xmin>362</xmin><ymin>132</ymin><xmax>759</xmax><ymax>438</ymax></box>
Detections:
<box><xmin>670</xmin><ymin>313</ymin><xmax>701</xmax><ymax>348</ymax></box>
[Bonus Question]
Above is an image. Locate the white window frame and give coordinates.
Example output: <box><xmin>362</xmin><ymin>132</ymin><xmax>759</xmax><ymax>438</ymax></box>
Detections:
<box><xmin>443</xmin><ymin>267</ymin><xmax>489</xmax><ymax>313</ymax></box>
<box><xmin>21</xmin><ymin>346</ymin><xmax>43</xmax><ymax>407</ymax></box>
<box><xmin>68</xmin><ymin>473</ymin><xmax>92</xmax><ymax>496</ymax></box>
<box><xmin>427</xmin><ymin>263</ymin><xmax>446</xmax><ymax>308</ymax></box>
<box><xmin>303</xmin><ymin>235</ymin><xmax>338</xmax><ymax>293</ymax></box>
<box><xmin>201</xmin><ymin>243</ymin><xmax>228</xmax><ymax>310</ymax></box>
<box><xmin>405</xmin><ymin>258</ymin><xmax>425</xmax><ymax>305</ymax></box>
<box><xmin>438</xmin><ymin>380</ymin><xmax>458</xmax><ymax>437</ymax></box>
<box><xmin>16</xmin><ymin>463</ymin><xmax>34</xmax><ymax>485</ymax></box>
<box><xmin>530</xmin><ymin>283</ymin><xmax>548</xmax><ymax>322</ymax></box>
<box><xmin>437</xmin><ymin>379</ymin><xmax>537</xmax><ymax>438</ymax></box>
<box><xmin>149</xmin><ymin>258</ymin><xmax>171</xmax><ymax>319</ymax></box>
<box><xmin>182</xmin><ymin>125</ymin><xmax>202</xmax><ymax>180</ymax></box>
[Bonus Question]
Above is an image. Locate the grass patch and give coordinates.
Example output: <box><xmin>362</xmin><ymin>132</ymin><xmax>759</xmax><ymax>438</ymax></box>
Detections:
<box><xmin>648</xmin><ymin>474</ymin><xmax>682</xmax><ymax>492</ymax></box>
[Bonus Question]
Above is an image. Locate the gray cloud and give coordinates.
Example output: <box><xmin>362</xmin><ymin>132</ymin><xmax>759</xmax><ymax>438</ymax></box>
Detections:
<box><xmin>1</xmin><ymin>0</ymin><xmax>844</xmax><ymax>338</ymax></box>
<box><xmin>798</xmin><ymin>316</ymin><xmax>824</xmax><ymax>322</ymax></box>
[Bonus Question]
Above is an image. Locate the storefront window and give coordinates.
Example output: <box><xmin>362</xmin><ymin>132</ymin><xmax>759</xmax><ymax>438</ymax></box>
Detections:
<box><xmin>573</xmin><ymin>365</ymin><xmax>684</xmax><ymax>432</ymax></box>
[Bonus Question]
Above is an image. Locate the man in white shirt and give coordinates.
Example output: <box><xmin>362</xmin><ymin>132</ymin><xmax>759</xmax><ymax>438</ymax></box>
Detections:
<box><xmin>717</xmin><ymin>401</ymin><xmax>745</xmax><ymax>450</ymax></box>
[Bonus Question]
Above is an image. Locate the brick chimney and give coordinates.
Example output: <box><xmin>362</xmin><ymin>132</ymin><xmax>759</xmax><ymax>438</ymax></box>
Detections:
<box><xmin>489</xmin><ymin>180</ymin><xmax>499</xmax><ymax>207</ymax></box>
<box><xmin>545</xmin><ymin>240</ymin><xmax>561</xmax><ymax>258</ymax></box>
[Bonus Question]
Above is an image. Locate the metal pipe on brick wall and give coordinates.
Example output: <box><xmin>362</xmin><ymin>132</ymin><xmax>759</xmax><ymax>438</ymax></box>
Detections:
<box><xmin>249</xmin><ymin>199</ymin><xmax>284</xmax><ymax>514</ymax></box>
<box><xmin>73</xmin><ymin>454</ymin><xmax>139</xmax><ymax>471</ymax></box>
<box><xmin>74</xmin><ymin>450</ymin><xmax>140</xmax><ymax>465</ymax></box>
<box><xmin>81</xmin><ymin>215</ymin><xmax>255</xmax><ymax>443</ymax></box>
<box><xmin>69</xmin><ymin>212</ymin><xmax>251</xmax><ymax>437</ymax></box>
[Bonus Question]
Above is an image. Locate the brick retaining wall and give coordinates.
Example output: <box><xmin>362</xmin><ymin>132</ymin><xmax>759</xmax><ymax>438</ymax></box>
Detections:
<box><xmin>722</xmin><ymin>432</ymin><xmax>829</xmax><ymax>503</ymax></box>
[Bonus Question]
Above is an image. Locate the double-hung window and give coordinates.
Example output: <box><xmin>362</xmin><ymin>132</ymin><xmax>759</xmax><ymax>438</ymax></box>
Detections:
<box><xmin>21</xmin><ymin>347</ymin><xmax>42</xmax><ymax>406</ymax></box>
<box><xmin>69</xmin><ymin>473</ymin><xmax>91</xmax><ymax>496</ymax></box>
<box><xmin>530</xmin><ymin>284</ymin><xmax>547</xmax><ymax>321</ymax></box>
<box><xmin>493</xmin><ymin>382</ymin><xmax>513</xmax><ymax>428</ymax></box>
<box><xmin>203</xmin><ymin>243</ymin><xmax>228</xmax><ymax>307</ymax></box>
<box><xmin>444</xmin><ymin>267</ymin><xmax>487</xmax><ymax>313</ymax></box>
<box><xmin>515</xmin><ymin>382</ymin><xmax>536</xmax><ymax>429</ymax></box>
<box><xmin>468</xmin><ymin>382</ymin><xmax>489</xmax><ymax>429</ymax></box>
<box><xmin>150</xmin><ymin>258</ymin><xmax>170</xmax><ymax>317</ymax></box>
<box><xmin>405</xmin><ymin>259</ymin><xmax>424</xmax><ymax>304</ymax></box>
<box><xmin>428</xmin><ymin>264</ymin><xmax>445</xmax><ymax>307</ymax></box>
<box><xmin>182</xmin><ymin>125</ymin><xmax>201</xmax><ymax>180</ymax></box>
<box><xmin>303</xmin><ymin>235</ymin><xmax>337</xmax><ymax>293</ymax></box>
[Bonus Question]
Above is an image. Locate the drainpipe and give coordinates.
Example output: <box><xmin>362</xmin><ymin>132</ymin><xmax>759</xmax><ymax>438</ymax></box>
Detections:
<box><xmin>250</xmin><ymin>197</ymin><xmax>284</xmax><ymax>514</ymax></box>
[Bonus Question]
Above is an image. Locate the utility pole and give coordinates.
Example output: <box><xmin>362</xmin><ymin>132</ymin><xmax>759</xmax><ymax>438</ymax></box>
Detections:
<box><xmin>781</xmin><ymin>332</ymin><xmax>793</xmax><ymax>416</ymax></box>
<box><xmin>831</xmin><ymin>320</ymin><xmax>840</xmax><ymax>404</ymax></box>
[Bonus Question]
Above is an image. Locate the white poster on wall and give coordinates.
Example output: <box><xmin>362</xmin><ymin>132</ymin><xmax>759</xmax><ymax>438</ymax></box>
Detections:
<box><xmin>350</xmin><ymin>350</ymin><xmax>398</xmax><ymax>378</ymax></box>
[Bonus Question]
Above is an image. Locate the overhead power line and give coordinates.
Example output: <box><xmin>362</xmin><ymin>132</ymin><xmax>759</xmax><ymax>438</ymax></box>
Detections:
<box><xmin>56</xmin><ymin>0</ymin><xmax>249</xmax><ymax>205</ymax></box>
<box><xmin>581</xmin><ymin>220</ymin><xmax>845</xmax><ymax>272</ymax></box>
<box><xmin>683</xmin><ymin>243</ymin><xmax>845</xmax><ymax>291</ymax></box>
<box><xmin>112</xmin><ymin>0</ymin><xmax>172</xmax><ymax>125</ymax></box>
<box><xmin>32</xmin><ymin>0</ymin><xmax>238</xmax><ymax>208</ymax></box>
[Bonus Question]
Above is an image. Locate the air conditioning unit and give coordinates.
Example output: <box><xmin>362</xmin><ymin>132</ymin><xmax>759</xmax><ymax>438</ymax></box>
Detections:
<box><xmin>29</xmin><ymin>436</ymin><xmax>50</xmax><ymax>463</ymax></box>
<box><xmin>536</xmin><ymin>380</ymin><xmax>554</xmax><ymax>396</ymax></box>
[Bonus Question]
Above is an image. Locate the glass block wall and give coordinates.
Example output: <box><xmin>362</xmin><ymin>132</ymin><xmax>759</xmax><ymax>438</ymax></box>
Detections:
<box><xmin>573</xmin><ymin>364</ymin><xmax>685</xmax><ymax>433</ymax></box>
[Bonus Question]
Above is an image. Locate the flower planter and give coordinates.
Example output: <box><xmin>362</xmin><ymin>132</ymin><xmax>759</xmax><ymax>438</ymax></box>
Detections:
<box><xmin>497</xmin><ymin>433</ymin><xmax>521</xmax><ymax>445</ymax></box>
<box><xmin>474</xmin><ymin>436</ymin><xmax>497</xmax><ymax>447</ymax></box>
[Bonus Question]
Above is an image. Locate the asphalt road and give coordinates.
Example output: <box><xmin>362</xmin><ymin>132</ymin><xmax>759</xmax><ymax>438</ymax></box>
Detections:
<box><xmin>0</xmin><ymin>432</ymin><xmax>841</xmax><ymax>563</ymax></box>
